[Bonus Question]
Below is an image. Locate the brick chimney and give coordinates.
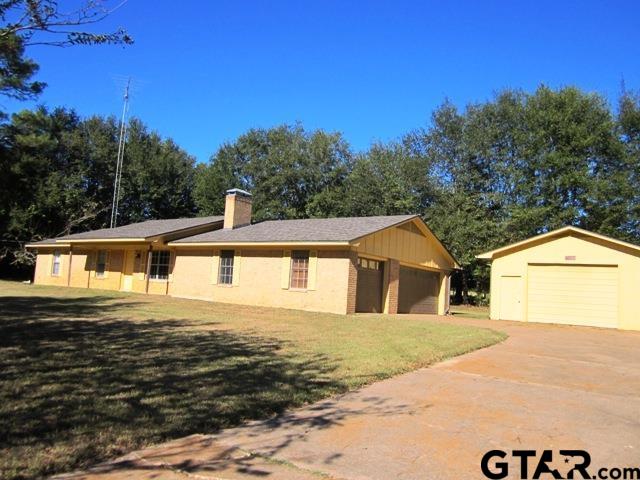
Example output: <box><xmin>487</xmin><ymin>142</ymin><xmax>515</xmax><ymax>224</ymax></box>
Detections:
<box><xmin>223</xmin><ymin>188</ymin><xmax>253</xmax><ymax>229</ymax></box>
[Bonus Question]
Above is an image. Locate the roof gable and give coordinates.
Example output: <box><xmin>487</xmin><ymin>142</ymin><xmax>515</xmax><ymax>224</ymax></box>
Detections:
<box><xmin>477</xmin><ymin>226</ymin><xmax>640</xmax><ymax>260</ymax></box>
<box><xmin>354</xmin><ymin>216</ymin><xmax>460</xmax><ymax>269</ymax></box>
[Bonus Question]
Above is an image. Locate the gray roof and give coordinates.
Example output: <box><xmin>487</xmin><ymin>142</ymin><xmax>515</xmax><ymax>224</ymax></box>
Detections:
<box><xmin>173</xmin><ymin>215</ymin><xmax>418</xmax><ymax>244</ymax></box>
<box><xmin>43</xmin><ymin>216</ymin><xmax>224</xmax><ymax>242</ymax></box>
<box><xmin>27</xmin><ymin>238</ymin><xmax>62</xmax><ymax>246</ymax></box>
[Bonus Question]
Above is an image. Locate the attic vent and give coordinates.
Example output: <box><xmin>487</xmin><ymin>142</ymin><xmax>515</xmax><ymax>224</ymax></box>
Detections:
<box><xmin>399</xmin><ymin>222</ymin><xmax>421</xmax><ymax>234</ymax></box>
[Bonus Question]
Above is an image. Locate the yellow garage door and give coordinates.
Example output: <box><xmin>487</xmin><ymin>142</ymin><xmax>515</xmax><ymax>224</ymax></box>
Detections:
<box><xmin>527</xmin><ymin>264</ymin><xmax>618</xmax><ymax>328</ymax></box>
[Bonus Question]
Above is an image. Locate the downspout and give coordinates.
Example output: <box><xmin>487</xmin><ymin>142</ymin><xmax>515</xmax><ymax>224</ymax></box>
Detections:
<box><xmin>86</xmin><ymin>249</ymin><xmax>92</xmax><ymax>288</ymax></box>
<box><xmin>67</xmin><ymin>246</ymin><xmax>73</xmax><ymax>287</ymax></box>
<box><xmin>145</xmin><ymin>245</ymin><xmax>152</xmax><ymax>294</ymax></box>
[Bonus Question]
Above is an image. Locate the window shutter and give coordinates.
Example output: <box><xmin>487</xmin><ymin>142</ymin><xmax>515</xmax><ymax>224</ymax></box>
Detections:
<box><xmin>104</xmin><ymin>251</ymin><xmax>110</xmax><ymax>278</ymax></box>
<box><xmin>56</xmin><ymin>252</ymin><xmax>63</xmax><ymax>276</ymax></box>
<box><xmin>281</xmin><ymin>250</ymin><xmax>291</xmax><ymax>289</ymax></box>
<box><xmin>139</xmin><ymin>251</ymin><xmax>147</xmax><ymax>280</ymax></box>
<box><xmin>211</xmin><ymin>250</ymin><xmax>219</xmax><ymax>284</ymax></box>
<box><xmin>308</xmin><ymin>250</ymin><xmax>318</xmax><ymax>290</ymax></box>
<box><xmin>232</xmin><ymin>250</ymin><xmax>241</xmax><ymax>285</ymax></box>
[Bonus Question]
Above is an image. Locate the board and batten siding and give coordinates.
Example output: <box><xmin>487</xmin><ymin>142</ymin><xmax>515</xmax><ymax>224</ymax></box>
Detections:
<box><xmin>353</xmin><ymin>220</ymin><xmax>456</xmax><ymax>315</ymax></box>
<box><xmin>489</xmin><ymin>234</ymin><xmax>640</xmax><ymax>331</ymax></box>
<box><xmin>354</xmin><ymin>222</ymin><xmax>454</xmax><ymax>272</ymax></box>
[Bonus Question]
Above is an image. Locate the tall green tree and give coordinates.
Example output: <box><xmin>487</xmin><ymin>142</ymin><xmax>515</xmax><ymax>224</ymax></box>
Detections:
<box><xmin>117</xmin><ymin>119</ymin><xmax>197</xmax><ymax>224</ymax></box>
<box><xmin>0</xmin><ymin>109</ymin><xmax>197</xmax><ymax>273</ymax></box>
<box><xmin>616</xmin><ymin>90</ymin><xmax>640</xmax><ymax>238</ymax></box>
<box><xmin>337</xmin><ymin>140</ymin><xmax>435</xmax><ymax>217</ymax></box>
<box><xmin>419</xmin><ymin>100</ymin><xmax>507</xmax><ymax>302</ymax></box>
<box><xmin>417</xmin><ymin>86</ymin><xmax>634</xmax><ymax>302</ymax></box>
<box><xmin>194</xmin><ymin>124</ymin><xmax>353</xmax><ymax>220</ymax></box>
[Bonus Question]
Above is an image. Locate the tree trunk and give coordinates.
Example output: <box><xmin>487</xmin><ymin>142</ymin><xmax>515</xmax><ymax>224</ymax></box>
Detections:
<box><xmin>461</xmin><ymin>269</ymin><xmax>470</xmax><ymax>305</ymax></box>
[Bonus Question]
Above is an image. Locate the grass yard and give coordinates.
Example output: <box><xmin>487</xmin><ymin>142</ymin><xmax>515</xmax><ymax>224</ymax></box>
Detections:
<box><xmin>450</xmin><ymin>305</ymin><xmax>490</xmax><ymax>320</ymax></box>
<box><xmin>0</xmin><ymin>280</ymin><xmax>505</xmax><ymax>479</ymax></box>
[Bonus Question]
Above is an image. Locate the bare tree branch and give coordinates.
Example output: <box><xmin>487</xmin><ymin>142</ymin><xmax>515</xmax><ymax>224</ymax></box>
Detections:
<box><xmin>0</xmin><ymin>0</ymin><xmax>132</xmax><ymax>46</ymax></box>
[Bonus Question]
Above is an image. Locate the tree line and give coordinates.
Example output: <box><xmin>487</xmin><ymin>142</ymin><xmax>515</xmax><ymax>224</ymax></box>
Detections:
<box><xmin>2</xmin><ymin>1</ymin><xmax>638</xmax><ymax>302</ymax></box>
<box><xmin>1</xmin><ymin>85</ymin><xmax>639</xmax><ymax>302</ymax></box>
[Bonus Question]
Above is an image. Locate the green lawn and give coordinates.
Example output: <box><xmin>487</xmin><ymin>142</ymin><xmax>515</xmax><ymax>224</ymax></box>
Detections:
<box><xmin>450</xmin><ymin>305</ymin><xmax>490</xmax><ymax>320</ymax></box>
<box><xmin>0</xmin><ymin>280</ymin><xmax>505</xmax><ymax>479</ymax></box>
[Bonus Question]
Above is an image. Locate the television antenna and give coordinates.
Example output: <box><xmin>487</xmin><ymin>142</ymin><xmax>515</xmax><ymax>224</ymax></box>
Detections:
<box><xmin>109</xmin><ymin>77</ymin><xmax>131</xmax><ymax>228</ymax></box>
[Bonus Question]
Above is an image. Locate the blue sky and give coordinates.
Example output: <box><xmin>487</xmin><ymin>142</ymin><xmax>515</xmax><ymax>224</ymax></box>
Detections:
<box><xmin>4</xmin><ymin>0</ymin><xmax>640</xmax><ymax>163</ymax></box>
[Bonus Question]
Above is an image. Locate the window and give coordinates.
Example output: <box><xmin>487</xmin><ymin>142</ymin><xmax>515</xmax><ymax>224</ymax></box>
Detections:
<box><xmin>218</xmin><ymin>250</ymin><xmax>234</xmax><ymax>285</ymax></box>
<box><xmin>290</xmin><ymin>250</ymin><xmax>309</xmax><ymax>289</ymax></box>
<box><xmin>150</xmin><ymin>251</ymin><xmax>171</xmax><ymax>280</ymax></box>
<box><xmin>96</xmin><ymin>250</ymin><xmax>107</xmax><ymax>278</ymax></box>
<box><xmin>51</xmin><ymin>250</ymin><xmax>62</xmax><ymax>276</ymax></box>
<box><xmin>358</xmin><ymin>257</ymin><xmax>381</xmax><ymax>270</ymax></box>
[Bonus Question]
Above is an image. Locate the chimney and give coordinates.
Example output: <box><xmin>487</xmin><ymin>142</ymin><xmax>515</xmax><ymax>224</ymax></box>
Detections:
<box><xmin>223</xmin><ymin>188</ymin><xmax>253</xmax><ymax>229</ymax></box>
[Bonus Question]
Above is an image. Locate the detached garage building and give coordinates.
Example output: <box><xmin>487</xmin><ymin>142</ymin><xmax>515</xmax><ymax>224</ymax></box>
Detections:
<box><xmin>478</xmin><ymin>226</ymin><xmax>640</xmax><ymax>331</ymax></box>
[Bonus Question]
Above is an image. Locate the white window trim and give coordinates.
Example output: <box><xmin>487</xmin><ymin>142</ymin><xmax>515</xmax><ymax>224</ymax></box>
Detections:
<box><xmin>51</xmin><ymin>250</ymin><xmax>62</xmax><ymax>277</ymax></box>
<box><xmin>289</xmin><ymin>250</ymin><xmax>310</xmax><ymax>291</ymax></box>
<box><xmin>149</xmin><ymin>250</ymin><xmax>171</xmax><ymax>281</ymax></box>
<box><xmin>218</xmin><ymin>250</ymin><xmax>235</xmax><ymax>285</ymax></box>
<box><xmin>95</xmin><ymin>250</ymin><xmax>108</xmax><ymax>279</ymax></box>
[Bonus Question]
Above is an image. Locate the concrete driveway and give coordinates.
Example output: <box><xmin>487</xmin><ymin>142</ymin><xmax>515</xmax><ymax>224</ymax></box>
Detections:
<box><xmin>59</xmin><ymin>317</ymin><xmax>640</xmax><ymax>480</ymax></box>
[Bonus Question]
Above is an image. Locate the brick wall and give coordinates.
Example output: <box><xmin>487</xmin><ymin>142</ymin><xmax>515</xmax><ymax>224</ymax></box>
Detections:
<box><xmin>346</xmin><ymin>251</ymin><xmax>358</xmax><ymax>314</ymax></box>
<box><xmin>387</xmin><ymin>258</ymin><xmax>399</xmax><ymax>314</ymax></box>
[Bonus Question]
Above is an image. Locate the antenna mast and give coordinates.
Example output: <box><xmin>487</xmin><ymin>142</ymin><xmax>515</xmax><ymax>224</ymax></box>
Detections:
<box><xmin>110</xmin><ymin>77</ymin><xmax>130</xmax><ymax>228</ymax></box>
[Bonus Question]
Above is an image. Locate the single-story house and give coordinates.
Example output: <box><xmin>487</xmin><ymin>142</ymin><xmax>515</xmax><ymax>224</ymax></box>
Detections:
<box><xmin>27</xmin><ymin>189</ymin><xmax>459</xmax><ymax>315</ymax></box>
<box><xmin>27</xmin><ymin>216</ymin><xmax>225</xmax><ymax>295</ymax></box>
<box><xmin>477</xmin><ymin>226</ymin><xmax>640</xmax><ymax>331</ymax></box>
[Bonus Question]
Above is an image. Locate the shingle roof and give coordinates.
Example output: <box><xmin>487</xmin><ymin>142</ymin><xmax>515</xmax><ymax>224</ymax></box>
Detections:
<box><xmin>40</xmin><ymin>216</ymin><xmax>224</xmax><ymax>242</ymax></box>
<box><xmin>173</xmin><ymin>215</ymin><xmax>418</xmax><ymax>244</ymax></box>
<box><xmin>26</xmin><ymin>238</ymin><xmax>63</xmax><ymax>246</ymax></box>
<box><xmin>477</xmin><ymin>225</ymin><xmax>640</xmax><ymax>259</ymax></box>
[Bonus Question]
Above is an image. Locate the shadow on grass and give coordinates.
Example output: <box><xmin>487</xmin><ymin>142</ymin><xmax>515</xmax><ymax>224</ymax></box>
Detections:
<box><xmin>0</xmin><ymin>295</ymin><xmax>346</xmax><ymax>479</ymax></box>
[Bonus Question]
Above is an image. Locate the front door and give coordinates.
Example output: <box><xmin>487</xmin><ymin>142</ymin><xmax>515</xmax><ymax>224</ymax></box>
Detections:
<box><xmin>121</xmin><ymin>250</ymin><xmax>134</xmax><ymax>292</ymax></box>
<box><xmin>499</xmin><ymin>275</ymin><xmax>522</xmax><ymax>321</ymax></box>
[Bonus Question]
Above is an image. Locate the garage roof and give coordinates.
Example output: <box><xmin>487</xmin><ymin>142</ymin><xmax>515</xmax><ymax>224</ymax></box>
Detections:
<box><xmin>476</xmin><ymin>226</ymin><xmax>640</xmax><ymax>260</ymax></box>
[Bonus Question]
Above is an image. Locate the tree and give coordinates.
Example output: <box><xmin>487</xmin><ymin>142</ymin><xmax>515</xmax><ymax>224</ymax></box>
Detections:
<box><xmin>418</xmin><ymin>100</ymin><xmax>506</xmax><ymax>303</ymax></box>
<box><xmin>416</xmin><ymin>86</ymin><xmax>632</xmax><ymax>303</ymax></box>
<box><xmin>616</xmin><ymin>90</ymin><xmax>640</xmax><ymax>239</ymax></box>
<box><xmin>0</xmin><ymin>107</ymin><xmax>83</xmax><ymax>268</ymax></box>
<box><xmin>337</xmin><ymin>140</ymin><xmax>435</xmax><ymax>217</ymax></box>
<box><xmin>194</xmin><ymin>124</ymin><xmax>353</xmax><ymax>220</ymax></box>
<box><xmin>0</xmin><ymin>108</ymin><xmax>197</xmax><ymax>275</ymax></box>
<box><xmin>117</xmin><ymin>119</ymin><xmax>197</xmax><ymax>224</ymax></box>
<box><xmin>0</xmin><ymin>0</ymin><xmax>132</xmax><ymax>100</ymax></box>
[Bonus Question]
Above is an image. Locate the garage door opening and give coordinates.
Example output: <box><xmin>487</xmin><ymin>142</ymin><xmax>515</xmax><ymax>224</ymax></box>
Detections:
<box><xmin>398</xmin><ymin>266</ymin><xmax>439</xmax><ymax>314</ymax></box>
<box><xmin>356</xmin><ymin>257</ymin><xmax>384</xmax><ymax>313</ymax></box>
<box><xmin>527</xmin><ymin>264</ymin><xmax>619</xmax><ymax>328</ymax></box>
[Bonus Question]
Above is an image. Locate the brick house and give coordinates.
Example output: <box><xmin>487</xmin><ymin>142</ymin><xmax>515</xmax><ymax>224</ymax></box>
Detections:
<box><xmin>27</xmin><ymin>189</ymin><xmax>458</xmax><ymax>314</ymax></box>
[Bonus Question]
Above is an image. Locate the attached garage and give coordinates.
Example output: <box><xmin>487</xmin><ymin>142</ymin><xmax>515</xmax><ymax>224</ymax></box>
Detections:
<box><xmin>398</xmin><ymin>266</ymin><xmax>439</xmax><ymax>314</ymax></box>
<box><xmin>478</xmin><ymin>226</ymin><xmax>640</xmax><ymax>331</ymax></box>
<box><xmin>356</xmin><ymin>257</ymin><xmax>384</xmax><ymax>313</ymax></box>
